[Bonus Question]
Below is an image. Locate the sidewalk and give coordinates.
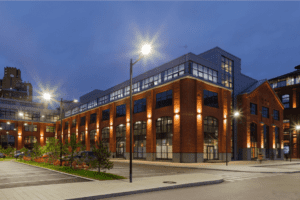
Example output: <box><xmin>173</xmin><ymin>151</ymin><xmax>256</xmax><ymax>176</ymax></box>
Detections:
<box><xmin>0</xmin><ymin>171</ymin><xmax>223</xmax><ymax>200</ymax></box>
<box><xmin>110</xmin><ymin>158</ymin><xmax>300</xmax><ymax>173</ymax></box>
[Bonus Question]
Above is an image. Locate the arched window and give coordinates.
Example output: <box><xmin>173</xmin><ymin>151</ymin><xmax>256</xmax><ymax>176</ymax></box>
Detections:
<box><xmin>134</xmin><ymin>121</ymin><xmax>146</xmax><ymax>159</ymax></box>
<box><xmin>116</xmin><ymin>124</ymin><xmax>126</xmax><ymax>158</ymax></box>
<box><xmin>250</xmin><ymin>123</ymin><xmax>258</xmax><ymax>159</ymax></box>
<box><xmin>263</xmin><ymin>125</ymin><xmax>270</xmax><ymax>158</ymax></box>
<box><xmin>203</xmin><ymin>116</ymin><xmax>218</xmax><ymax>160</ymax></box>
<box><xmin>90</xmin><ymin>130</ymin><xmax>96</xmax><ymax>147</ymax></box>
<box><xmin>156</xmin><ymin>117</ymin><xmax>172</xmax><ymax>160</ymax></box>
<box><xmin>80</xmin><ymin>131</ymin><xmax>85</xmax><ymax>146</ymax></box>
<box><xmin>101</xmin><ymin>127</ymin><xmax>110</xmax><ymax>151</ymax></box>
<box><xmin>282</xmin><ymin>94</ymin><xmax>289</xmax><ymax>108</ymax></box>
<box><xmin>275</xmin><ymin>127</ymin><xmax>280</xmax><ymax>158</ymax></box>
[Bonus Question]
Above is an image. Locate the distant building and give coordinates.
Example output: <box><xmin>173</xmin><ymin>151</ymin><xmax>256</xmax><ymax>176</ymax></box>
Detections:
<box><xmin>0</xmin><ymin>67</ymin><xmax>33</xmax><ymax>101</ymax></box>
<box><xmin>269</xmin><ymin>65</ymin><xmax>300</xmax><ymax>159</ymax></box>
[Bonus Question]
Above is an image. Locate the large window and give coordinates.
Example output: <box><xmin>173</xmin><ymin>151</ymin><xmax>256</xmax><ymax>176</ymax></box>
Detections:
<box><xmin>203</xmin><ymin>116</ymin><xmax>219</xmax><ymax>160</ymax></box>
<box><xmin>124</xmin><ymin>83</ymin><xmax>140</xmax><ymax>96</ymax></box>
<box><xmin>273</xmin><ymin>110</ymin><xmax>279</xmax><ymax>121</ymax></box>
<box><xmin>275</xmin><ymin>126</ymin><xmax>280</xmax><ymax>158</ymax></box>
<box><xmin>64</xmin><ymin>121</ymin><xmax>69</xmax><ymax>130</ymax></box>
<box><xmin>156</xmin><ymin>90</ymin><xmax>172</xmax><ymax>109</ymax></box>
<box><xmin>250</xmin><ymin>103</ymin><xmax>257</xmax><ymax>115</ymax></box>
<box><xmin>116</xmin><ymin>124</ymin><xmax>126</xmax><ymax>158</ymax></box>
<box><xmin>90</xmin><ymin>130</ymin><xmax>96</xmax><ymax>147</ymax></box>
<box><xmin>24</xmin><ymin>136</ymin><xmax>37</xmax><ymax>150</ymax></box>
<box><xmin>203</xmin><ymin>90</ymin><xmax>218</xmax><ymax>108</ymax></box>
<box><xmin>80</xmin><ymin>104</ymin><xmax>87</xmax><ymax>112</ymax></box>
<box><xmin>72</xmin><ymin>107</ymin><xmax>79</xmax><ymax>115</ymax></box>
<box><xmin>287</xmin><ymin>78</ymin><xmax>294</xmax><ymax>86</ymax></box>
<box><xmin>134</xmin><ymin>98</ymin><xmax>146</xmax><ymax>113</ymax></box>
<box><xmin>164</xmin><ymin>64</ymin><xmax>185</xmax><ymax>81</ymax></box>
<box><xmin>142</xmin><ymin>74</ymin><xmax>161</xmax><ymax>90</ymax></box>
<box><xmin>250</xmin><ymin>123</ymin><xmax>258</xmax><ymax>159</ymax></box>
<box><xmin>221</xmin><ymin>56</ymin><xmax>233</xmax><ymax>88</ymax></box>
<box><xmin>88</xmin><ymin>100</ymin><xmax>97</xmax><ymax>109</ymax></box>
<box><xmin>282</xmin><ymin>94</ymin><xmax>289</xmax><ymax>108</ymax></box>
<box><xmin>0</xmin><ymin>108</ymin><xmax>17</xmax><ymax>119</ymax></box>
<box><xmin>102</xmin><ymin>109</ymin><xmax>110</xmax><ymax>121</ymax></box>
<box><xmin>90</xmin><ymin>113</ymin><xmax>97</xmax><ymax>124</ymax></box>
<box><xmin>101</xmin><ymin>127</ymin><xmax>110</xmax><ymax>151</ymax></box>
<box><xmin>0</xmin><ymin>122</ymin><xmax>15</xmax><ymax>130</ymax></box>
<box><xmin>134</xmin><ymin>121</ymin><xmax>146</xmax><ymax>159</ymax></box>
<box><xmin>116</xmin><ymin>104</ymin><xmax>126</xmax><ymax>118</ymax></box>
<box><xmin>277</xmin><ymin>80</ymin><xmax>286</xmax><ymax>88</ymax></box>
<box><xmin>81</xmin><ymin>131</ymin><xmax>85</xmax><ymax>146</ymax></box>
<box><xmin>156</xmin><ymin>117</ymin><xmax>173</xmax><ymax>160</ymax></box>
<box><xmin>80</xmin><ymin>116</ymin><xmax>86</xmax><ymax>126</ymax></box>
<box><xmin>46</xmin><ymin>126</ymin><xmax>55</xmax><ymax>133</ymax></box>
<box><xmin>98</xmin><ymin>95</ymin><xmax>109</xmax><ymax>105</ymax></box>
<box><xmin>110</xmin><ymin>89</ymin><xmax>123</xmax><ymax>101</ymax></box>
<box><xmin>262</xmin><ymin>107</ymin><xmax>269</xmax><ymax>118</ymax></box>
<box><xmin>192</xmin><ymin>63</ymin><xmax>218</xmax><ymax>83</ymax></box>
<box><xmin>72</xmin><ymin>119</ymin><xmax>77</xmax><ymax>127</ymax></box>
<box><xmin>263</xmin><ymin>125</ymin><xmax>270</xmax><ymax>158</ymax></box>
<box><xmin>25</xmin><ymin>124</ymin><xmax>37</xmax><ymax>132</ymax></box>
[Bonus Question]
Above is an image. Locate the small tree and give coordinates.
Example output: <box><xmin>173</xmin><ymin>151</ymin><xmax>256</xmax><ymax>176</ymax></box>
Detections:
<box><xmin>3</xmin><ymin>146</ymin><xmax>14</xmax><ymax>157</ymax></box>
<box><xmin>19</xmin><ymin>147</ymin><xmax>28</xmax><ymax>160</ymax></box>
<box><xmin>90</xmin><ymin>141</ymin><xmax>113</xmax><ymax>173</ymax></box>
<box><xmin>0</xmin><ymin>145</ymin><xmax>4</xmax><ymax>154</ymax></box>
<box><xmin>32</xmin><ymin>142</ymin><xmax>42</xmax><ymax>160</ymax></box>
<box><xmin>64</xmin><ymin>133</ymin><xmax>82</xmax><ymax>168</ymax></box>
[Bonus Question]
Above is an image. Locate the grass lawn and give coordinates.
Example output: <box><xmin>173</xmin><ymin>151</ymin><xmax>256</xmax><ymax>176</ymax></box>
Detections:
<box><xmin>15</xmin><ymin>160</ymin><xmax>126</xmax><ymax>181</ymax></box>
<box><xmin>0</xmin><ymin>157</ymin><xmax>15</xmax><ymax>161</ymax></box>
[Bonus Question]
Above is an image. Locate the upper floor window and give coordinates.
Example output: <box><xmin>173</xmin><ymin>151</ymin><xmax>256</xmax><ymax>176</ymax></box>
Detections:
<box><xmin>64</xmin><ymin>121</ymin><xmax>69</xmax><ymax>129</ymax></box>
<box><xmin>80</xmin><ymin>116</ymin><xmax>86</xmax><ymax>126</ymax></box>
<box><xmin>192</xmin><ymin>63</ymin><xmax>218</xmax><ymax>83</ymax></box>
<box><xmin>80</xmin><ymin>104</ymin><xmax>87</xmax><ymax>112</ymax></box>
<box><xmin>102</xmin><ymin>109</ymin><xmax>110</xmax><ymax>121</ymax></box>
<box><xmin>72</xmin><ymin>119</ymin><xmax>77</xmax><ymax>127</ymax></box>
<box><xmin>142</xmin><ymin>74</ymin><xmax>161</xmax><ymax>90</ymax></box>
<box><xmin>46</xmin><ymin>126</ymin><xmax>55</xmax><ymax>133</ymax></box>
<box><xmin>271</xmin><ymin>82</ymin><xmax>277</xmax><ymax>89</ymax></box>
<box><xmin>287</xmin><ymin>78</ymin><xmax>294</xmax><ymax>86</ymax></box>
<box><xmin>156</xmin><ymin>90</ymin><xmax>172</xmax><ymax>109</ymax></box>
<box><xmin>125</xmin><ymin>82</ymin><xmax>140</xmax><ymax>96</ymax></box>
<box><xmin>65</xmin><ymin>110</ymin><xmax>71</xmax><ymax>117</ymax></box>
<box><xmin>221</xmin><ymin>56</ymin><xmax>233</xmax><ymax>75</ymax></box>
<box><xmin>134</xmin><ymin>98</ymin><xmax>146</xmax><ymax>113</ymax></box>
<box><xmin>203</xmin><ymin>90</ymin><xmax>218</xmax><ymax>108</ymax></box>
<box><xmin>250</xmin><ymin>103</ymin><xmax>257</xmax><ymax>115</ymax></box>
<box><xmin>25</xmin><ymin>124</ymin><xmax>37</xmax><ymax>132</ymax></box>
<box><xmin>116</xmin><ymin>104</ymin><xmax>126</xmax><ymax>118</ymax></box>
<box><xmin>277</xmin><ymin>80</ymin><xmax>286</xmax><ymax>88</ymax></box>
<box><xmin>90</xmin><ymin>113</ymin><xmax>97</xmax><ymax>124</ymax></box>
<box><xmin>164</xmin><ymin>64</ymin><xmax>185</xmax><ymax>81</ymax></box>
<box><xmin>282</xmin><ymin>94</ymin><xmax>289</xmax><ymax>108</ymax></box>
<box><xmin>98</xmin><ymin>95</ymin><xmax>109</xmax><ymax>105</ymax></box>
<box><xmin>110</xmin><ymin>89</ymin><xmax>123</xmax><ymax>101</ymax></box>
<box><xmin>72</xmin><ymin>107</ymin><xmax>79</xmax><ymax>115</ymax></box>
<box><xmin>273</xmin><ymin>110</ymin><xmax>279</xmax><ymax>121</ymax></box>
<box><xmin>88</xmin><ymin>100</ymin><xmax>97</xmax><ymax>109</ymax></box>
<box><xmin>0</xmin><ymin>122</ymin><xmax>15</xmax><ymax>130</ymax></box>
<box><xmin>283</xmin><ymin>119</ymin><xmax>290</xmax><ymax>123</ymax></box>
<box><xmin>262</xmin><ymin>107</ymin><xmax>269</xmax><ymax>118</ymax></box>
<box><xmin>296</xmin><ymin>76</ymin><xmax>300</xmax><ymax>84</ymax></box>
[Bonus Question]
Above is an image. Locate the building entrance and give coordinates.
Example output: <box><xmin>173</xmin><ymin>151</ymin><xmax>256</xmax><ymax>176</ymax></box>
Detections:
<box><xmin>207</xmin><ymin>146</ymin><xmax>214</xmax><ymax>160</ymax></box>
<box><xmin>116</xmin><ymin>141</ymin><xmax>125</xmax><ymax>158</ymax></box>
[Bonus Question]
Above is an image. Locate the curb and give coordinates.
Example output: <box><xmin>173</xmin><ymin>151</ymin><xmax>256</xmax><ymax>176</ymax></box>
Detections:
<box><xmin>110</xmin><ymin>160</ymin><xmax>300</xmax><ymax>174</ymax></box>
<box><xmin>65</xmin><ymin>179</ymin><xmax>224</xmax><ymax>200</ymax></box>
<box><xmin>13</xmin><ymin>160</ymin><xmax>97</xmax><ymax>182</ymax></box>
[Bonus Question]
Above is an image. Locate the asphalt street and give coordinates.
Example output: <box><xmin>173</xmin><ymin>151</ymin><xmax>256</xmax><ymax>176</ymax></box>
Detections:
<box><xmin>0</xmin><ymin>161</ymin><xmax>91</xmax><ymax>189</ymax></box>
<box><xmin>101</xmin><ymin>168</ymin><xmax>298</xmax><ymax>200</ymax></box>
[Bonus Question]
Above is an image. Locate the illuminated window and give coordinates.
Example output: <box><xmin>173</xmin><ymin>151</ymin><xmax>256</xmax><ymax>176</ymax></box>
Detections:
<box><xmin>164</xmin><ymin>64</ymin><xmax>185</xmax><ymax>81</ymax></box>
<box><xmin>282</xmin><ymin>94</ymin><xmax>289</xmax><ymax>108</ymax></box>
<box><xmin>98</xmin><ymin>95</ymin><xmax>109</xmax><ymax>105</ymax></box>
<box><xmin>142</xmin><ymin>74</ymin><xmax>161</xmax><ymax>90</ymax></box>
<box><xmin>110</xmin><ymin>89</ymin><xmax>123</xmax><ymax>101</ymax></box>
<box><xmin>192</xmin><ymin>63</ymin><xmax>218</xmax><ymax>83</ymax></box>
<box><xmin>88</xmin><ymin>100</ymin><xmax>97</xmax><ymax>109</ymax></box>
<box><xmin>124</xmin><ymin>82</ymin><xmax>140</xmax><ymax>96</ymax></box>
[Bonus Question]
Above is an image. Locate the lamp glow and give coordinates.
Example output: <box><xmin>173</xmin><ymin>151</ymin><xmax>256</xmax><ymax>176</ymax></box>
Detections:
<box><xmin>19</xmin><ymin>112</ymin><xmax>24</xmax><ymax>116</ymax></box>
<box><xmin>234</xmin><ymin>111</ymin><xmax>240</xmax><ymax>117</ymax></box>
<box><xmin>141</xmin><ymin>44</ymin><xmax>151</xmax><ymax>55</ymax></box>
<box><xmin>43</xmin><ymin>93</ymin><xmax>51</xmax><ymax>101</ymax></box>
<box><xmin>296</xmin><ymin>125</ymin><xmax>300</xmax><ymax>130</ymax></box>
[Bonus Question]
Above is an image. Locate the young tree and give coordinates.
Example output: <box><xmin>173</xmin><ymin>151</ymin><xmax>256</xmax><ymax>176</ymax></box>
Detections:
<box><xmin>32</xmin><ymin>142</ymin><xmax>42</xmax><ymax>160</ymax></box>
<box><xmin>0</xmin><ymin>145</ymin><xmax>4</xmax><ymax>154</ymax></box>
<box><xmin>90</xmin><ymin>140</ymin><xmax>113</xmax><ymax>173</ymax></box>
<box><xmin>64</xmin><ymin>133</ymin><xmax>82</xmax><ymax>168</ymax></box>
<box><xmin>19</xmin><ymin>147</ymin><xmax>28</xmax><ymax>160</ymax></box>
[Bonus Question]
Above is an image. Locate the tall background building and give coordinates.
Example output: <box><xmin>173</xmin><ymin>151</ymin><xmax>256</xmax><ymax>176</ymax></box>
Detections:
<box><xmin>0</xmin><ymin>67</ymin><xmax>33</xmax><ymax>101</ymax></box>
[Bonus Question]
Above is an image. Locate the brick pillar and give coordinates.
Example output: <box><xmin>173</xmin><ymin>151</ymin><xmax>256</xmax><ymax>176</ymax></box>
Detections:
<box><xmin>146</xmin><ymin>90</ymin><xmax>154</xmax><ymax>161</ymax></box>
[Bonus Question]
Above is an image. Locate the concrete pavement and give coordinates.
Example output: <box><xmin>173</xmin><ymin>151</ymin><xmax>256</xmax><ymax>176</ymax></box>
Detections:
<box><xmin>0</xmin><ymin>159</ymin><xmax>300</xmax><ymax>200</ymax></box>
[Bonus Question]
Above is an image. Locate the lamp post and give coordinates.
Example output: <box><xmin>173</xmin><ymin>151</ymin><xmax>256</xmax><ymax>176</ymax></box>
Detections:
<box><xmin>129</xmin><ymin>44</ymin><xmax>151</xmax><ymax>183</ymax></box>
<box><xmin>43</xmin><ymin>93</ymin><xmax>77</xmax><ymax>166</ymax></box>
<box><xmin>226</xmin><ymin>111</ymin><xmax>240</xmax><ymax>166</ymax></box>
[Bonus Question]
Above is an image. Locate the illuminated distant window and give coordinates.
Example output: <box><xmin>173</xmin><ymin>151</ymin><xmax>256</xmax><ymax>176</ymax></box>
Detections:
<box><xmin>287</xmin><ymin>78</ymin><xmax>294</xmax><ymax>86</ymax></box>
<box><xmin>282</xmin><ymin>94</ymin><xmax>289</xmax><ymax>108</ymax></box>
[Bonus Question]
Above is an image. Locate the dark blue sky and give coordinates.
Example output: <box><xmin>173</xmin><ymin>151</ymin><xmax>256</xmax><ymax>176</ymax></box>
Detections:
<box><xmin>0</xmin><ymin>2</ymin><xmax>299</xmax><ymax>106</ymax></box>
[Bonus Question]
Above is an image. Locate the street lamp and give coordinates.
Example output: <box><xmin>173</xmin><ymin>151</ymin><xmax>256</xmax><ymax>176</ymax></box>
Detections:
<box><xmin>43</xmin><ymin>93</ymin><xmax>77</xmax><ymax>166</ymax></box>
<box><xmin>129</xmin><ymin>44</ymin><xmax>152</xmax><ymax>183</ymax></box>
<box><xmin>226</xmin><ymin>111</ymin><xmax>240</xmax><ymax>166</ymax></box>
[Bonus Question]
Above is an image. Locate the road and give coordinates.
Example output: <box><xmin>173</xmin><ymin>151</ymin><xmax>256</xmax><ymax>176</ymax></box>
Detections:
<box><xmin>100</xmin><ymin>165</ymin><xmax>300</xmax><ymax>200</ymax></box>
